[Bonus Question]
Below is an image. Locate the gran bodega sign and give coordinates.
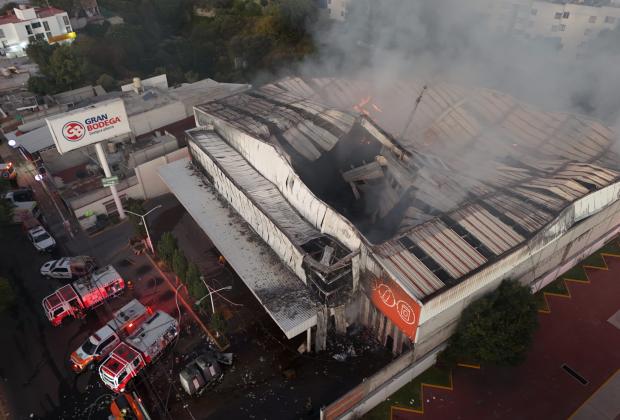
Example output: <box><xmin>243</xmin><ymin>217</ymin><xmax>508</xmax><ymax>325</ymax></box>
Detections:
<box><xmin>46</xmin><ymin>99</ymin><xmax>131</xmax><ymax>154</ymax></box>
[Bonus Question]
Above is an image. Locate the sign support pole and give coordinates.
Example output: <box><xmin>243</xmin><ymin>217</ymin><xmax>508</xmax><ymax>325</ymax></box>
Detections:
<box><xmin>95</xmin><ymin>142</ymin><xmax>126</xmax><ymax>219</ymax></box>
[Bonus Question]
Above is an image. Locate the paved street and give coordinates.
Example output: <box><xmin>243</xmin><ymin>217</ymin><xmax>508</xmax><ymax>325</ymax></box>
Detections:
<box><xmin>0</xmin><ymin>140</ymin><xmax>393</xmax><ymax>420</ymax></box>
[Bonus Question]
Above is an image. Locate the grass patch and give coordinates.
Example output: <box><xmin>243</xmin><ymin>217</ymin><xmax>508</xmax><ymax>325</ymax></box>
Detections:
<box><xmin>534</xmin><ymin>292</ymin><xmax>548</xmax><ymax>311</ymax></box>
<box><xmin>364</xmin><ymin>366</ymin><xmax>450</xmax><ymax>419</ymax></box>
<box><xmin>541</xmin><ymin>278</ymin><xmax>569</xmax><ymax>295</ymax></box>
<box><xmin>581</xmin><ymin>253</ymin><xmax>606</xmax><ymax>269</ymax></box>
<box><xmin>597</xmin><ymin>240</ymin><xmax>620</xmax><ymax>257</ymax></box>
<box><xmin>560</xmin><ymin>265</ymin><xmax>588</xmax><ymax>282</ymax></box>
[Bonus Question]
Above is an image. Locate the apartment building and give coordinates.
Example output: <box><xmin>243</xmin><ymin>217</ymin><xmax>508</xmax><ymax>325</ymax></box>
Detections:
<box><xmin>0</xmin><ymin>6</ymin><xmax>74</xmax><ymax>58</ymax></box>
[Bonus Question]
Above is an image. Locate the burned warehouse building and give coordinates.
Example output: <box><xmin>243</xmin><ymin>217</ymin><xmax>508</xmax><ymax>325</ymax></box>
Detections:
<box><xmin>159</xmin><ymin>76</ymin><xmax>620</xmax><ymax>358</ymax></box>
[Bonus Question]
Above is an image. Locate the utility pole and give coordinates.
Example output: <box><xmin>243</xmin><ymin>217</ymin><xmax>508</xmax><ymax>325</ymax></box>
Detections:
<box><xmin>94</xmin><ymin>142</ymin><xmax>126</xmax><ymax>219</ymax></box>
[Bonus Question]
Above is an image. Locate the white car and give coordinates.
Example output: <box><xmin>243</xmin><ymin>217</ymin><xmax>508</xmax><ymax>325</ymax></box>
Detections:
<box><xmin>28</xmin><ymin>226</ymin><xmax>56</xmax><ymax>252</ymax></box>
<box><xmin>40</xmin><ymin>256</ymin><xmax>96</xmax><ymax>280</ymax></box>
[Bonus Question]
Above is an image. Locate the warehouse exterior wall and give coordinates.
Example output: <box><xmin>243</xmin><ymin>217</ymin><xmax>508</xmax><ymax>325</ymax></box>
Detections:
<box><xmin>194</xmin><ymin>108</ymin><xmax>362</xmax><ymax>252</ymax></box>
<box><xmin>414</xmin><ymin>184</ymin><xmax>620</xmax><ymax>357</ymax></box>
<box><xmin>188</xmin><ymin>139</ymin><xmax>307</xmax><ymax>282</ymax></box>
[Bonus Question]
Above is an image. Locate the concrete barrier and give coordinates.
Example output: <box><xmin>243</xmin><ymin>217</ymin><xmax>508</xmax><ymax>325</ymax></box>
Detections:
<box><xmin>321</xmin><ymin>344</ymin><xmax>445</xmax><ymax>420</ymax></box>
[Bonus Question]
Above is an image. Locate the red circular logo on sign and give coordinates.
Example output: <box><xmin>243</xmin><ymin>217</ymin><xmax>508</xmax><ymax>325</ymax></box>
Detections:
<box><xmin>62</xmin><ymin>121</ymin><xmax>85</xmax><ymax>142</ymax></box>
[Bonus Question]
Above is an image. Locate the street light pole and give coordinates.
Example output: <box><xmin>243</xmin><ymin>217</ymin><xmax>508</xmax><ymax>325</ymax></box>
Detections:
<box><xmin>123</xmin><ymin>204</ymin><xmax>162</xmax><ymax>254</ymax></box>
<box><xmin>196</xmin><ymin>276</ymin><xmax>232</xmax><ymax>313</ymax></box>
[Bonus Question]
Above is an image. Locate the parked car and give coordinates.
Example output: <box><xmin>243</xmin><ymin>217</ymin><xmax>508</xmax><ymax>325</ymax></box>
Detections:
<box><xmin>27</xmin><ymin>226</ymin><xmax>56</xmax><ymax>252</ymax></box>
<box><xmin>40</xmin><ymin>256</ymin><xmax>97</xmax><ymax>280</ymax></box>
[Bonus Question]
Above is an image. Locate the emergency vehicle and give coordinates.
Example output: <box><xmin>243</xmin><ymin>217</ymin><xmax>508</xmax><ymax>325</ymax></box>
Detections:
<box><xmin>99</xmin><ymin>311</ymin><xmax>178</xmax><ymax>392</ymax></box>
<box><xmin>70</xmin><ymin>299</ymin><xmax>152</xmax><ymax>372</ymax></box>
<box><xmin>42</xmin><ymin>265</ymin><xmax>125</xmax><ymax>326</ymax></box>
<box><xmin>40</xmin><ymin>256</ymin><xmax>97</xmax><ymax>280</ymax></box>
<box><xmin>0</xmin><ymin>162</ymin><xmax>16</xmax><ymax>180</ymax></box>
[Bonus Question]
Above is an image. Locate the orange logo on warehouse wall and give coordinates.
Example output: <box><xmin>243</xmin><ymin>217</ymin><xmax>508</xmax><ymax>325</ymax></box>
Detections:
<box><xmin>371</xmin><ymin>277</ymin><xmax>421</xmax><ymax>340</ymax></box>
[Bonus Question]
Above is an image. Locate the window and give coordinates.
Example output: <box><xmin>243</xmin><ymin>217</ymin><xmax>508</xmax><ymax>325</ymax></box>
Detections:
<box><xmin>559</xmin><ymin>24</ymin><xmax>566</xmax><ymax>31</ymax></box>
<box><xmin>554</xmin><ymin>12</ymin><xmax>562</xmax><ymax>19</ymax></box>
<box><xmin>589</xmin><ymin>16</ymin><xmax>597</xmax><ymax>23</ymax></box>
<box><xmin>341</xmin><ymin>10</ymin><xmax>344</xmax><ymax>17</ymax></box>
<box><xmin>26</xmin><ymin>25</ymin><xmax>33</xmax><ymax>35</ymax></box>
<box><xmin>28</xmin><ymin>35</ymin><xmax>35</xmax><ymax>42</ymax></box>
<box><xmin>132</xmin><ymin>358</ymin><xmax>140</xmax><ymax>367</ymax></box>
<box><xmin>43</xmin><ymin>21</ymin><xmax>50</xmax><ymax>31</ymax></box>
<box><xmin>0</xmin><ymin>29</ymin><xmax>4</xmax><ymax>38</ymax></box>
<box><xmin>32</xmin><ymin>22</ymin><xmax>41</xmax><ymax>29</ymax></box>
<box><xmin>35</xmin><ymin>33</ymin><xmax>45</xmax><ymax>40</ymax></box>
<box><xmin>62</xmin><ymin>16</ymin><xmax>69</xmax><ymax>26</ymax></box>
<box><xmin>46</xmin><ymin>32</ymin><xmax>52</xmax><ymax>39</ymax></box>
<box><xmin>563</xmin><ymin>11</ymin><xmax>569</xmax><ymax>19</ymax></box>
<box><xmin>605</xmin><ymin>16</ymin><xmax>615</xmax><ymax>24</ymax></box>
<box><xmin>53</xmin><ymin>267</ymin><xmax>69</xmax><ymax>273</ymax></box>
<box><xmin>65</xmin><ymin>26</ymin><xmax>71</xmax><ymax>32</ymax></box>
<box><xmin>584</xmin><ymin>28</ymin><xmax>592</xmax><ymax>35</ymax></box>
<box><xmin>531</xmin><ymin>8</ymin><xmax>537</xmax><ymax>15</ymax></box>
<box><xmin>98</xmin><ymin>336</ymin><xmax>116</xmax><ymax>352</ymax></box>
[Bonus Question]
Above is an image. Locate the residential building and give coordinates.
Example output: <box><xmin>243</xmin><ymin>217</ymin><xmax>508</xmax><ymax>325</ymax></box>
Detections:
<box><xmin>0</xmin><ymin>5</ymin><xmax>74</xmax><ymax>58</ymax></box>
<box><xmin>485</xmin><ymin>0</ymin><xmax>620</xmax><ymax>54</ymax></box>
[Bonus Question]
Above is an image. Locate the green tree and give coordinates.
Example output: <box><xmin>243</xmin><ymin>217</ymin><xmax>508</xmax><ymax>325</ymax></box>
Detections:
<box><xmin>0</xmin><ymin>198</ymin><xmax>14</xmax><ymax>225</ymax></box>
<box><xmin>273</xmin><ymin>0</ymin><xmax>317</xmax><ymax>39</ymax></box>
<box><xmin>156</xmin><ymin>232</ymin><xmax>177</xmax><ymax>266</ymax></box>
<box><xmin>172</xmin><ymin>248</ymin><xmax>188</xmax><ymax>282</ymax></box>
<box><xmin>0</xmin><ymin>277</ymin><xmax>16</xmax><ymax>312</ymax></box>
<box><xmin>96</xmin><ymin>74</ymin><xmax>118</xmax><ymax>91</ymax></box>
<box><xmin>185</xmin><ymin>262</ymin><xmax>205</xmax><ymax>299</ymax></box>
<box><xmin>25</xmin><ymin>40</ymin><xmax>56</xmax><ymax>72</ymax></box>
<box><xmin>48</xmin><ymin>46</ymin><xmax>88</xmax><ymax>91</ymax></box>
<box><xmin>209</xmin><ymin>311</ymin><xmax>227</xmax><ymax>335</ymax></box>
<box><xmin>442</xmin><ymin>280</ymin><xmax>539</xmax><ymax>366</ymax></box>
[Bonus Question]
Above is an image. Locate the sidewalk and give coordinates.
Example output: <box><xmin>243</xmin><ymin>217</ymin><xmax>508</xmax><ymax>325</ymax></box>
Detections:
<box><xmin>570</xmin><ymin>369</ymin><xmax>620</xmax><ymax>420</ymax></box>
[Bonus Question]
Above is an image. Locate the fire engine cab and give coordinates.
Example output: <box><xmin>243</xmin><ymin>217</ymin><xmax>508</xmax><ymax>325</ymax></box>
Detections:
<box><xmin>99</xmin><ymin>311</ymin><xmax>178</xmax><ymax>392</ymax></box>
<box><xmin>42</xmin><ymin>265</ymin><xmax>125</xmax><ymax>326</ymax></box>
<box><xmin>70</xmin><ymin>299</ymin><xmax>152</xmax><ymax>372</ymax></box>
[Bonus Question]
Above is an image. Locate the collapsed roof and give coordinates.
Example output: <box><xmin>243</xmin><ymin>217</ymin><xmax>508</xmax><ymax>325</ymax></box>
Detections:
<box><xmin>193</xmin><ymin>77</ymin><xmax>620</xmax><ymax>300</ymax></box>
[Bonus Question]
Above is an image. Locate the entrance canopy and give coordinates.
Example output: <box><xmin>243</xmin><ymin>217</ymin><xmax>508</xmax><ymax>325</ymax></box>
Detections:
<box><xmin>159</xmin><ymin>158</ymin><xmax>318</xmax><ymax>339</ymax></box>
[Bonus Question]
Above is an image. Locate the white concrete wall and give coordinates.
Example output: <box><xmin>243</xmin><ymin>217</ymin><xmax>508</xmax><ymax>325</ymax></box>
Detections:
<box><xmin>194</xmin><ymin>109</ymin><xmax>362</xmax><ymax>252</ymax></box>
<box><xmin>134</xmin><ymin>147</ymin><xmax>189</xmax><ymax>199</ymax></box>
<box><xmin>71</xmin><ymin>179</ymin><xmax>143</xmax><ymax>218</ymax></box>
<box><xmin>189</xmin><ymin>140</ymin><xmax>308</xmax><ymax>282</ymax></box>
<box><xmin>128</xmin><ymin>102</ymin><xmax>187</xmax><ymax>138</ymax></box>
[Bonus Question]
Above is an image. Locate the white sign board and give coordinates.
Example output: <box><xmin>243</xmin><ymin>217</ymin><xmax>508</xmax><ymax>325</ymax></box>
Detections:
<box><xmin>46</xmin><ymin>99</ymin><xmax>131</xmax><ymax>154</ymax></box>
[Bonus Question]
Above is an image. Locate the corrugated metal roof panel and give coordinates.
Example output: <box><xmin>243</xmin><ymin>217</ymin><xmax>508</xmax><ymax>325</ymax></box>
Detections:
<box><xmin>407</xmin><ymin>220</ymin><xmax>486</xmax><ymax>278</ymax></box>
<box><xmin>374</xmin><ymin>242</ymin><xmax>444</xmax><ymax>299</ymax></box>
<box><xmin>487</xmin><ymin>194</ymin><xmax>553</xmax><ymax>233</ymax></box>
<box><xmin>452</xmin><ymin>204</ymin><xmax>524</xmax><ymax>255</ymax></box>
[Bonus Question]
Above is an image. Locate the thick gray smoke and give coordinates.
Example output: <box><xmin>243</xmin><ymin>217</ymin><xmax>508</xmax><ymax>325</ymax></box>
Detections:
<box><xmin>298</xmin><ymin>0</ymin><xmax>620</xmax><ymax>136</ymax></box>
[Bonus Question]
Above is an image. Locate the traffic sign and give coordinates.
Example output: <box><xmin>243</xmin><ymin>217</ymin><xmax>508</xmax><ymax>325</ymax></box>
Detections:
<box><xmin>101</xmin><ymin>176</ymin><xmax>119</xmax><ymax>187</ymax></box>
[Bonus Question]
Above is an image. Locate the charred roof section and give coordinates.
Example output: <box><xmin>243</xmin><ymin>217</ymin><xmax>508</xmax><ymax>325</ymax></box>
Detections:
<box><xmin>193</xmin><ymin>76</ymin><xmax>620</xmax><ymax>301</ymax></box>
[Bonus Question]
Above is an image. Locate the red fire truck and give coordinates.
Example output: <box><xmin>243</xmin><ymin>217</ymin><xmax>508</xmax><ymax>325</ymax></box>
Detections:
<box><xmin>42</xmin><ymin>265</ymin><xmax>125</xmax><ymax>326</ymax></box>
<box><xmin>70</xmin><ymin>299</ymin><xmax>152</xmax><ymax>372</ymax></box>
<box><xmin>99</xmin><ymin>311</ymin><xmax>179</xmax><ymax>392</ymax></box>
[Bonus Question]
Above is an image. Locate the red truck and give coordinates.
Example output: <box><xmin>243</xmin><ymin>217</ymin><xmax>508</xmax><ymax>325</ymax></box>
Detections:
<box><xmin>99</xmin><ymin>310</ymin><xmax>179</xmax><ymax>393</ymax></box>
<box><xmin>42</xmin><ymin>265</ymin><xmax>125</xmax><ymax>326</ymax></box>
<box><xmin>70</xmin><ymin>299</ymin><xmax>152</xmax><ymax>373</ymax></box>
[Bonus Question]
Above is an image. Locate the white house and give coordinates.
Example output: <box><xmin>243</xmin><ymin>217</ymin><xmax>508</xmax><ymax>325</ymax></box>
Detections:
<box><xmin>0</xmin><ymin>5</ymin><xmax>74</xmax><ymax>58</ymax></box>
